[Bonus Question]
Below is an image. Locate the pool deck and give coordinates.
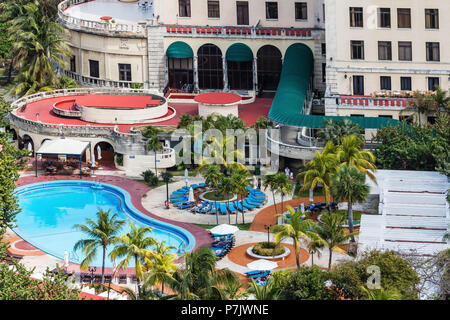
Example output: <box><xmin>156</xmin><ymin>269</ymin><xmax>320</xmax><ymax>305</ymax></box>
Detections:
<box><xmin>15</xmin><ymin>174</ymin><xmax>213</xmax><ymax>274</ymax></box>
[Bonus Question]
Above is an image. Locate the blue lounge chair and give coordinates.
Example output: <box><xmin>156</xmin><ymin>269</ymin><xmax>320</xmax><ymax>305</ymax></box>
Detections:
<box><xmin>199</xmin><ymin>202</ymin><xmax>212</xmax><ymax>213</ymax></box>
<box><xmin>243</xmin><ymin>199</ymin><xmax>260</xmax><ymax>207</ymax></box>
<box><xmin>241</xmin><ymin>201</ymin><xmax>256</xmax><ymax>210</ymax></box>
<box><xmin>199</xmin><ymin>183</ymin><xmax>206</xmax><ymax>188</ymax></box>
<box><xmin>191</xmin><ymin>201</ymin><xmax>206</xmax><ymax>212</ymax></box>
<box><xmin>171</xmin><ymin>198</ymin><xmax>188</xmax><ymax>204</ymax></box>
<box><xmin>245</xmin><ymin>270</ymin><xmax>263</xmax><ymax>277</ymax></box>
<box><xmin>247</xmin><ymin>196</ymin><xmax>264</xmax><ymax>203</ymax></box>
<box><xmin>232</xmin><ymin>201</ymin><xmax>247</xmax><ymax>212</ymax></box>
<box><xmin>191</xmin><ymin>184</ymin><xmax>199</xmax><ymax>189</ymax></box>
<box><xmin>210</xmin><ymin>202</ymin><xmax>219</xmax><ymax>213</ymax></box>
<box><xmin>219</xmin><ymin>203</ymin><xmax>229</xmax><ymax>215</ymax></box>
<box><xmin>179</xmin><ymin>202</ymin><xmax>194</xmax><ymax>209</ymax></box>
<box><xmin>226</xmin><ymin>202</ymin><xmax>237</xmax><ymax>213</ymax></box>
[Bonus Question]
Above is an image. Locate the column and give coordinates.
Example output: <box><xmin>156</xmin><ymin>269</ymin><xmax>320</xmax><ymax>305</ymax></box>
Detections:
<box><xmin>253</xmin><ymin>57</ymin><xmax>258</xmax><ymax>93</ymax></box>
<box><xmin>193</xmin><ymin>55</ymin><xmax>199</xmax><ymax>92</ymax></box>
<box><xmin>164</xmin><ymin>56</ymin><xmax>169</xmax><ymax>88</ymax></box>
<box><xmin>222</xmin><ymin>56</ymin><xmax>229</xmax><ymax>91</ymax></box>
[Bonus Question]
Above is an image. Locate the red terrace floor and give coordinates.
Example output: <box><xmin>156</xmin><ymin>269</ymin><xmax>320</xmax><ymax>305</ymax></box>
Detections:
<box><xmin>16</xmin><ymin>175</ymin><xmax>213</xmax><ymax>275</ymax></box>
<box><xmin>17</xmin><ymin>95</ymin><xmax>272</xmax><ymax>133</ymax></box>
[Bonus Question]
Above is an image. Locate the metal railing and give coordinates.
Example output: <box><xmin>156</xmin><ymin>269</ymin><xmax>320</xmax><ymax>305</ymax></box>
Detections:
<box><xmin>332</xmin><ymin>95</ymin><xmax>414</xmax><ymax>109</ymax></box>
<box><xmin>58</xmin><ymin>0</ymin><xmax>146</xmax><ymax>37</ymax></box>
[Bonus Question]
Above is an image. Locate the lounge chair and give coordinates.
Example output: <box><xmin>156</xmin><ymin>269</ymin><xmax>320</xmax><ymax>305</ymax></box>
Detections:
<box><xmin>233</xmin><ymin>201</ymin><xmax>248</xmax><ymax>212</ymax></box>
<box><xmin>242</xmin><ymin>199</ymin><xmax>258</xmax><ymax>208</ymax></box>
<box><xmin>219</xmin><ymin>203</ymin><xmax>229</xmax><ymax>215</ymax></box>
<box><xmin>179</xmin><ymin>201</ymin><xmax>194</xmax><ymax>209</ymax></box>
<box><xmin>226</xmin><ymin>202</ymin><xmax>237</xmax><ymax>213</ymax></box>
<box><xmin>199</xmin><ymin>202</ymin><xmax>212</xmax><ymax>213</ymax></box>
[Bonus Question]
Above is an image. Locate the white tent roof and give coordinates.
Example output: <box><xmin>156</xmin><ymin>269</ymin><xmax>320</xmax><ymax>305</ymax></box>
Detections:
<box><xmin>247</xmin><ymin>259</ymin><xmax>278</xmax><ymax>270</ymax></box>
<box><xmin>36</xmin><ymin>138</ymin><xmax>90</xmax><ymax>156</ymax></box>
<box><xmin>210</xmin><ymin>224</ymin><xmax>239</xmax><ymax>235</ymax></box>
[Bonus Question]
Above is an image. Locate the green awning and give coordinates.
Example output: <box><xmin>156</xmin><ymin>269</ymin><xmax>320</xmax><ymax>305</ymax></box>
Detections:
<box><xmin>225</xmin><ymin>43</ymin><xmax>253</xmax><ymax>62</ymax></box>
<box><xmin>268</xmin><ymin>43</ymin><xmax>403</xmax><ymax>129</ymax></box>
<box><xmin>166</xmin><ymin>41</ymin><xmax>194</xmax><ymax>59</ymax></box>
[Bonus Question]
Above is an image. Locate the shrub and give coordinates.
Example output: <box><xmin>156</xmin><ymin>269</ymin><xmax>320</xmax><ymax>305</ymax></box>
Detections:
<box><xmin>278</xmin><ymin>266</ymin><xmax>327</xmax><ymax>300</ymax></box>
<box><xmin>141</xmin><ymin>169</ymin><xmax>158</xmax><ymax>187</ymax></box>
<box><xmin>252</xmin><ymin>242</ymin><xmax>285</xmax><ymax>257</ymax></box>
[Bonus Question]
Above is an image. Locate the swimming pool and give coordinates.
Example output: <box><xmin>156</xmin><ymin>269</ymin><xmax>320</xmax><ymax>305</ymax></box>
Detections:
<box><xmin>14</xmin><ymin>180</ymin><xmax>195</xmax><ymax>268</ymax></box>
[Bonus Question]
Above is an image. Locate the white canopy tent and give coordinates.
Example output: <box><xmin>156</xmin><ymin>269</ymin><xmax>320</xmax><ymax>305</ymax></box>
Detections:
<box><xmin>35</xmin><ymin>138</ymin><xmax>91</xmax><ymax>179</ymax></box>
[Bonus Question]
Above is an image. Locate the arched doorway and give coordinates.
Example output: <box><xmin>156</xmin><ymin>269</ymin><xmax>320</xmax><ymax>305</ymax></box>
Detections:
<box><xmin>20</xmin><ymin>135</ymin><xmax>34</xmax><ymax>152</ymax></box>
<box><xmin>197</xmin><ymin>44</ymin><xmax>223</xmax><ymax>90</ymax></box>
<box><xmin>257</xmin><ymin>45</ymin><xmax>282</xmax><ymax>92</ymax></box>
<box><xmin>93</xmin><ymin>141</ymin><xmax>115</xmax><ymax>168</ymax></box>
<box><xmin>226</xmin><ymin>43</ymin><xmax>254</xmax><ymax>90</ymax></box>
<box><xmin>167</xmin><ymin>41</ymin><xmax>194</xmax><ymax>91</ymax></box>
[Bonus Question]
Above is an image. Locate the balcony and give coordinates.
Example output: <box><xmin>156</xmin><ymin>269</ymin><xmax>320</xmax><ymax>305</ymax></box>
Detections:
<box><xmin>165</xmin><ymin>25</ymin><xmax>315</xmax><ymax>40</ymax></box>
<box><xmin>58</xmin><ymin>0</ymin><xmax>147</xmax><ymax>37</ymax></box>
<box><xmin>334</xmin><ymin>95</ymin><xmax>414</xmax><ymax>110</ymax></box>
<box><xmin>61</xmin><ymin>70</ymin><xmax>145</xmax><ymax>89</ymax></box>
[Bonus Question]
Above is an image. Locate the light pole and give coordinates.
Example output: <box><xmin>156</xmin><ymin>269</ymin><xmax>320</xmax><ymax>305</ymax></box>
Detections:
<box><xmin>88</xmin><ymin>266</ymin><xmax>96</xmax><ymax>285</ymax></box>
<box><xmin>264</xmin><ymin>224</ymin><xmax>272</xmax><ymax>244</ymax></box>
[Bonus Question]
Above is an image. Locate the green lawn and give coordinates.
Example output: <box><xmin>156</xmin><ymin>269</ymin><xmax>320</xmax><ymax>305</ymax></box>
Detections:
<box><xmin>334</xmin><ymin>209</ymin><xmax>363</xmax><ymax>222</ymax></box>
<box><xmin>202</xmin><ymin>191</ymin><xmax>234</xmax><ymax>201</ymax></box>
<box><xmin>167</xmin><ymin>168</ymin><xmax>197</xmax><ymax>177</ymax></box>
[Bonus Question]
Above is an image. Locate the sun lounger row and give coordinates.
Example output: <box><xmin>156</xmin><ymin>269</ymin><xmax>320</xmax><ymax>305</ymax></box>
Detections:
<box><xmin>210</xmin><ymin>234</ymin><xmax>235</xmax><ymax>260</ymax></box>
<box><xmin>244</xmin><ymin>270</ymin><xmax>271</xmax><ymax>280</ymax></box>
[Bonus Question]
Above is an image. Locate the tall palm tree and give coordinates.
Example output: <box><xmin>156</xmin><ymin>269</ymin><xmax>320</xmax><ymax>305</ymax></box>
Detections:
<box><xmin>274</xmin><ymin>172</ymin><xmax>293</xmax><ymax>214</ymax></box>
<box><xmin>110</xmin><ymin>222</ymin><xmax>156</xmax><ymax>290</ymax></box>
<box><xmin>73</xmin><ymin>209</ymin><xmax>125</xmax><ymax>285</ymax></box>
<box><xmin>317</xmin><ymin>212</ymin><xmax>357</xmax><ymax>270</ymax></box>
<box><xmin>297</xmin><ymin>141</ymin><xmax>338</xmax><ymax>204</ymax></box>
<box><xmin>218</xmin><ymin>176</ymin><xmax>234</xmax><ymax>224</ymax></box>
<box><xmin>197</xmin><ymin>164</ymin><xmax>222</xmax><ymax>224</ymax></box>
<box><xmin>272</xmin><ymin>206</ymin><xmax>324</xmax><ymax>268</ymax></box>
<box><xmin>8</xmin><ymin>0</ymin><xmax>71</xmax><ymax>96</ymax></box>
<box><xmin>336</xmin><ymin>134</ymin><xmax>377</xmax><ymax>184</ymax></box>
<box><xmin>147</xmin><ymin>135</ymin><xmax>163</xmax><ymax>177</ymax></box>
<box><xmin>263</xmin><ymin>173</ymin><xmax>280</xmax><ymax>216</ymax></box>
<box><xmin>168</xmin><ymin>247</ymin><xmax>239</xmax><ymax>300</ymax></box>
<box><xmin>317</xmin><ymin>119</ymin><xmax>363</xmax><ymax>145</ymax></box>
<box><xmin>307</xmin><ymin>226</ymin><xmax>326</xmax><ymax>267</ymax></box>
<box><xmin>231</xmin><ymin>167</ymin><xmax>253</xmax><ymax>225</ymax></box>
<box><xmin>143</xmin><ymin>241</ymin><xmax>177</xmax><ymax>295</ymax></box>
<box><xmin>331</xmin><ymin>165</ymin><xmax>370</xmax><ymax>242</ymax></box>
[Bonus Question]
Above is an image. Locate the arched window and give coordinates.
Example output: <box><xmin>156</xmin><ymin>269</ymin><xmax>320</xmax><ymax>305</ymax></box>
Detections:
<box><xmin>226</xmin><ymin>43</ymin><xmax>254</xmax><ymax>90</ymax></box>
<box><xmin>166</xmin><ymin>42</ymin><xmax>194</xmax><ymax>90</ymax></box>
<box><xmin>198</xmin><ymin>44</ymin><xmax>223</xmax><ymax>90</ymax></box>
<box><xmin>257</xmin><ymin>45</ymin><xmax>282</xmax><ymax>91</ymax></box>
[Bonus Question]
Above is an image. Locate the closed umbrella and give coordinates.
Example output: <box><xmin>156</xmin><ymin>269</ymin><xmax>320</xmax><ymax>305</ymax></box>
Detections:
<box><xmin>64</xmin><ymin>250</ymin><xmax>69</xmax><ymax>268</ymax></box>
<box><xmin>247</xmin><ymin>259</ymin><xmax>278</xmax><ymax>270</ymax></box>
<box><xmin>97</xmin><ymin>145</ymin><xmax>102</xmax><ymax>160</ymax></box>
<box><xmin>309</xmin><ymin>188</ymin><xmax>314</xmax><ymax>202</ymax></box>
<box><xmin>188</xmin><ymin>187</ymin><xmax>194</xmax><ymax>202</ymax></box>
<box><xmin>27</xmin><ymin>142</ymin><xmax>32</xmax><ymax>152</ymax></box>
<box><xmin>210</xmin><ymin>224</ymin><xmax>239</xmax><ymax>235</ymax></box>
<box><xmin>184</xmin><ymin>168</ymin><xmax>189</xmax><ymax>187</ymax></box>
<box><xmin>300</xmin><ymin>203</ymin><xmax>305</xmax><ymax>213</ymax></box>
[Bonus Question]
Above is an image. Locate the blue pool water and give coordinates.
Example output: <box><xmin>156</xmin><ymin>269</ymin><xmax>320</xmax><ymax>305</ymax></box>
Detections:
<box><xmin>14</xmin><ymin>181</ymin><xmax>195</xmax><ymax>268</ymax></box>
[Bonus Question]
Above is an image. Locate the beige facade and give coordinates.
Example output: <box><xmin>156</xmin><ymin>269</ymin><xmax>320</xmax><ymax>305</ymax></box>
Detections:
<box><xmin>326</xmin><ymin>0</ymin><xmax>450</xmax><ymax>98</ymax></box>
<box><xmin>157</xmin><ymin>0</ymin><xmax>325</xmax><ymax>29</ymax></box>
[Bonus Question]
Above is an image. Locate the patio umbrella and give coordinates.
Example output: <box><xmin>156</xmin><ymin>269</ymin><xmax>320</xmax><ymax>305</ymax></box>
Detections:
<box><xmin>253</xmin><ymin>176</ymin><xmax>257</xmax><ymax>189</ymax></box>
<box><xmin>309</xmin><ymin>188</ymin><xmax>314</xmax><ymax>202</ymax></box>
<box><xmin>184</xmin><ymin>168</ymin><xmax>189</xmax><ymax>187</ymax></box>
<box><xmin>247</xmin><ymin>259</ymin><xmax>278</xmax><ymax>270</ymax></box>
<box><xmin>91</xmin><ymin>150</ymin><xmax>96</xmax><ymax>167</ymax></box>
<box><xmin>210</xmin><ymin>224</ymin><xmax>239</xmax><ymax>235</ymax></box>
<box><xmin>300</xmin><ymin>203</ymin><xmax>305</xmax><ymax>213</ymax></box>
<box><xmin>27</xmin><ymin>142</ymin><xmax>32</xmax><ymax>152</ymax></box>
<box><xmin>188</xmin><ymin>187</ymin><xmax>195</xmax><ymax>202</ymax></box>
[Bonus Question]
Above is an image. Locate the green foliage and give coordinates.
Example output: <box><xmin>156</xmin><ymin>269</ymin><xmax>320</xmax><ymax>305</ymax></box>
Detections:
<box><xmin>0</xmin><ymin>263</ymin><xmax>80</xmax><ymax>300</ymax></box>
<box><xmin>374</xmin><ymin>115</ymin><xmax>450</xmax><ymax>176</ymax></box>
<box><xmin>141</xmin><ymin>169</ymin><xmax>159</xmax><ymax>187</ymax></box>
<box><xmin>56</xmin><ymin>75</ymin><xmax>77</xmax><ymax>89</ymax></box>
<box><xmin>252</xmin><ymin>241</ymin><xmax>286</xmax><ymax>257</ymax></box>
<box><xmin>278</xmin><ymin>266</ymin><xmax>327</xmax><ymax>300</ymax></box>
<box><xmin>328</xmin><ymin>250</ymin><xmax>420</xmax><ymax>300</ymax></box>
<box><xmin>317</xmin><ymin>119</ymin><xmax>364</xmax><ymax>145</ymax></box>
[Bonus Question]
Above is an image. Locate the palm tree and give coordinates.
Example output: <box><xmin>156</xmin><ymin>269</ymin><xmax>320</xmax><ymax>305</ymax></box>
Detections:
<box><xmin>263</xmin><ymin>173</ymin><xmax>280</xmax><ymax>216</ymax></box>
<box><xmin>147</xmin><ymin>135</ymin><xmax>163</xmax><ymax>177</ymax></box>
<box><xmin>360</xmin><ymin>286</ymin><xmax>402</xmax><ymax>300</ymax></box>
<box><xmin>307</xmin><ymin>226</ymin><xmax>326</xmax><ymax>267</ymax></box>
<box><xmin>73</xmin><ymin>209</ymin><xmax>125</xmax><ymax>285</ymax></box>
<box><xmin>218</xmin><ymin>176</ymin><xmax>234</xmax><ymax>224</ymax></box>
<box><xmin>317</xmin><ymin>119</ymin><xmax>363</xmax><ymax>145</ymax></box>
<box><xmin>247</xmin><ymin>278</ymin><xmax>280</xmax><ymax>300</ymax></box>
<box><xmin>231</xmin><ymin>167</ymin><xmax>253</xmax><ymax>225</ymax></box>
<box><xmin>336</xmin><ymin>134</ymin><xmax>377</xmax><ymax>184</ymax></box>
<box><xmin>331</xmin><ymin>165</ymin><xmax>369</xmax><ymax>242</ymax></box>
<box><xmin>274</xmin><ymin>173</ymin><xmax>293</xmax><ymax>214</ymax></box>
<box><xmin>168</xmin><ymin>247</ymin><xmax>239</xmax><ymax>300</ymax></box>
<box><xmin>7</xmin><ymin>0</ymin><xmax>71</xmax><ymax>96</ymax></box>
<box><xmin>403</xmin><ymin>90</ymin><xmax>437</xmax><ymax>124</ymax></box>
<box><xmin>317</xmin><ymin>212</ymin><xmax>357</xmax><ymax>270</ymax></box>
<box><xmin>198</xmin><ymin>164</ymin><xmax>222</xmax><ymax>224</ymax></box>
<box><xmin>297</xmin><ymin>141</ymin><xmax>338</xmax><ymax>204</ymax></box>
<box><xmin>110</xmin><ymin>222</ymin><xmax>156</xmax><ymax>290</ymax></box>
<box><xmin>430</xmin><ymin>86</ymin><xmax>450</xmax><ymax>114</ymax></box>
<box><xmin>272</xmin><ymin>206</ymin><xmax>324</xmax><ymax>268</ymax></box>
<box><xmin>143</xmin><ymin>241</ymin><xmax>177</xmax><ymax>295</ymax></box>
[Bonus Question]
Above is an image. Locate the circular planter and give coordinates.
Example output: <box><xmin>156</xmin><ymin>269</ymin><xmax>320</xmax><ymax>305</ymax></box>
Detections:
<box><xmin>246</xmin><ymin>245</ymin><xmax>290</xmax><ymax>260</ymax></box>
<box><xmin>198</xmin><ymin>190</ymin><xmax>238</xmax><ymax>203</ymax></box>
